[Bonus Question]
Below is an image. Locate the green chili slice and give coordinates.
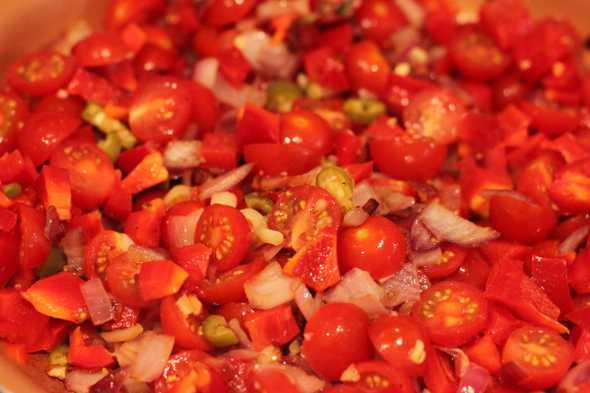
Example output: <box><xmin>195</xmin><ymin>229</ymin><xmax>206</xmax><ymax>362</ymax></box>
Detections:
<box><xmin>245</xmin><ymin>193</ymin><xmax>273</xmax><ymax>215</ymax></box>
<box><xmin>343</xmin><ymin>97</ymin><xmax>386</xmax><ymax>124</ymax></box>
<box><xmin>98</xmin><ymin>133</ymin><xmax>122</xmax><ymax>161</ymax></box>
<box><xmin>202</xmin><ymin>315</ymin><xmax>238</xmax><ymax>348</ymax></box>
<box><xmin>82</xmin><ymin>102</ymin><xmax>137</xmax><ymax>149</ymax></box>
<box><xmin>48</xmin><ymin>345</ymin><xmax>69</xmax><ymax>367</ymax></box>
<box><xmin>266</xmin><ymin>80</ymin><xmax>302</xmax><ymax>113</ymax></box>
<box><xmin>316</xmin><ymin>166</ymin><xmax>354</xmax><ymax>210</ymax></box>
<box><xmin>2</xmin><ymin>182</ymin><xmax>22</xmax><ymax>198</ymax></box>
<box><xmin>37</xmin><ymin>248</ymin><xmax>66</xmax><ymax>278</ymax></box>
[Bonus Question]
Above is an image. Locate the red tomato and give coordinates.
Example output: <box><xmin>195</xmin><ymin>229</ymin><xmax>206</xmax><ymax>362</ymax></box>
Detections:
<box><xmin>480</xmin><ymin>0</ymin><xmax>533</xmax><ymax>49</ymax></box>
<box><xmin>350</xmin><ymin>361</ymin><xmax>415</xmax><ymax>393</ymax></box>
<box><xmin>449</xmin><ymin>251</ymin><xmax>490</xmax><ymax>290</ymax></box>
<box><xmin>338</xmin><ymin>216</ymin><xmax>406</xmax><ymax>280</ymax></box>
<box><xmin>354</xmin><ymin>0</ymin><xmax>407</xmax><ymax>43</ymax></box>
<box><xmin>369</xmin><ymin>118</ymin><xmax>447</xmax><ymax>181</ymax></box>
<box><xmin>84</xmin><ymin>231</ymin><xmax>133</xmax><ymax>279</ymax></box>
<box><xmin>280</xmin><ymin>109</ymin><xmax>334</xmax><ymax>156</ymax></box>
<box><xmin>73</xmin><ymin>32</ymin><xmax>129</xmax><ymax>67</ymax></box>
<box><xmin>502</xmin><ymin>325</ymin><xmax>573</xmax><ymax>389</ymax></box>
<box><xmin>68</xmin><ymin>326</ymin><xmax>114</xmax><ymax>369</ymax></box>
<box><xmin>50</xmin><ymin>140</ymin><xmax>117</xmax><ymax>210</ymax></box>
<box><xmin>489</xmin><ymin>193</ymin><xmax>557</xmax><ymax>244</ymax></box>
<box><xmin>448</xmin><ymin>27</ymin><xmax>510</xmax><ymax>81</ymax></box>
<box><xmin>403</xmin><ymin>88</ymin><xmax>467</xmax><ymax>145</ymax></box>
<box><xmin>197</xmin><ymin>259</ymin><xmax>265</xmax><ymax>305</ymax></box>
<box><xmin>7</xmin><ymin>51</ymin><xmax>76</xmax><ymax>96</ymax></box>
<box><xmin>413</xmin><ymin>281</ymin><xmax>489</xmax><ymax>347</ymax></box>
<box><xmin>171</xmin><ymin>243</ymin><xmax>211</xmax><ymax>283</ymax></box>
<box><xmin>243</xmin><ymin>143</ymin><xmax>321</xmax><ymax>176</ymax></box>
<box><xmin>422</xmin><ymin>245</ymin><xmax>467</xmax><ymax>279</ymax></box>
<box><xmin>217</xmin><ymin>302</ymin><xmax>253</xmax><ymax>326</ymax></box>
<box><xmin>0</xmin><ymin>92</ymin><xmax>27</xmax><ymax>154</ymax></box>
<box><xmin>346</xmin><ymin>41</ymin><xmax>390</xmax><ymax>94</ymax></box>
<box><xmin>129</xmin><ymin>76</ymin><xmax>192</xmax><ymax>142</ymax></box>
<box><xmin>188</xmin><ymin>81</ymin><xmax>219</xmax><ymax>133</ymax></box>
<box><xmin>201</xmin><ymin>132</ymin><xmax>238</xmax><ymax>170</ymax></box>
<box><xmin>251</xmin><ymin>369</ymin><xmax>300</xmax><ymax>393</ymax></box>
<box><xmin>202</xmin><ymin>0</ymin><xmax>257</xmax><ymax>28</ymax></box>
<box><xmin>133</xmin><ymin>44</ymin><xmax>178</xmax><ymax>79</ymax></box>
<box><xmin>105</xmin><ymin>251</ymin><xmax>150</xmax><ymax>307</ymax></box>
<box><xmin>303</xmin><ymin>47</ymin><xmax>349</xmax><ymax>91</ymax></box>
<box><xmin>368</xmin><ymin>315</ymin><xmax>429</xmax><ymax>376</ymax></box>
<box><xmin>195</xmin><ymin>205</ymin><xmax>251</xmax><ymax>272</ymax></box>
<box><xmin>18</xmin><ymin>111</ymin><xmax>80</xmax><ymax>165</ymax></box>
<box><xmin>160</xmin><ymin>295</ymin><xmax>212</xmax><ymax>351</ymax></box>
<box><xmin>0</xmin><ymin>289</ymin><xmax>50</xmax><ymax>349</ymax></box>
<box><xmin>0</xmin><ymin>233</ymin><xmax>18</xmax><ymax>287</ymax></box>
<box><xmin>35</xmin><ymin>95</ymin><xmax>83</xmax><ymax>117</ymax></box>
<box><xmin>105</xmin><ymin>0</ymin><xmax>165</xmax><ymax>29</ymax></box>
<box><xmin>302</xmin><ymin>303</ymin><xmax>372</xmax><ymax>380</ymax></box>
<box><xmin>243</xmin><ymin>304</ymin><xmax>300</xmax><ymax>350</ymax></box>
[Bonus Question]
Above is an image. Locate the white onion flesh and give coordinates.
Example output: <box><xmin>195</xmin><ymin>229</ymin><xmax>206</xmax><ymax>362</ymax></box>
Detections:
<box><xmin>244</xmin><ymin>262</ymin><xmax>297</xmax><ymax>309</ymax></box>
<box><xmin>410</xmin><ymin>218</ymin><xmax>438</xmax><ymax>251</ymax></box>
<box><xmin>212</xmin><ymin>75</ymin><xmax>266</xmax><ymax>108</ymax></box>
<box><xmin>234</xmin><ymin>30</ymin><xmax>297</xmax><ymax>78</ymax></box>
<box><xmin>80</xmin><ymin>278</ymin><xmax>113</xmax><ymax>326</ymax></box>
<box><xmin>342</xmin><ymin>207</ymin><xmax>369</xmax><ymax>227</ymax></box>
<box><xmin>163</xmin><ymin>140</ymin><xmax>202</xmax><ymax>169</ymax></box>
<box><xmin>256</xmin><ymin>0</ymin><xmax>310</xmax><ymax>20</ymax></box>
<box><xmin>193</xmin><ymin>58</ymin><xmax>219</xmax><ymax>90</ymax></box>
<box><xmin>129</xmin><ymin>333</ymin><xmax>175</xmax><ymax>382</ymax></box>
<box><xmin>325</xmin><ymin>268</ymin><xmax>387</xmax><ymax>317</ymax></box>
<box><xmin>294</xmin><ymin>282</ymin><xmax>322</xmax><ymax>320</ymax></box>
<box><xmin>61</xmin><ymin>228</ymin><xmax>85</xmax><ymax>274</ymax></box>
<box><xmin>411</xmin><ymin>248</ymin><xmax>442</xmax><ymax>268</ymax></box>
<box><xmin>228</xmin><ymin>318</ymin><xmax>252</xmax><ymax>348</ymax></box>
<box><xmin>167</xmin><ymin>210</ymin><xmax>202</xmax><ymax>249</ymax></box>
<box><xmin>65</xmin><ymin>369</ymin><xmax>108</xmax><ymax>393</ymax></box>
<box><xmin>381</xmin><ymin>263</ymin><xmax>430</xmax><ymax>309</ymax></box>
<box><xmin>199</xmin><ymin>163</ymin><xmax>255</xmax><ymax>201</ymax></box>
<box><xmin>101</xmin><ymin>324</ymin><xmax>144</xmax><ymax>343</ymax></box>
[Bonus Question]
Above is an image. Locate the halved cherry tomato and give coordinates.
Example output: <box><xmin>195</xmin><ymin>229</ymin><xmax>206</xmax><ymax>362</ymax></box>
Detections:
<box><xmin>160</xmin><ymin>295</ymin><xmax>211</xmax><ymax>351</ymax></box>
<box><xmin>197</xmin><ymin>259</ymin><xmax>265</xmax><ymax>305</ymax></box>
<box><xmin>188</xmin><ymin>81</ymin><xmax>220</xmax><ymax>133</ymax></box>
<box><xmin>50</xmin><ymin>140</ymin><xmax>117</xmax><ymax>210</ymax></box>
<box><xmin>105</xmin><ymin>0</ymin><xmax>165</xmax><ymax>29</ymax></box>
<box><xmin>346</xmin><ymin>41</ymin><xmax>390</xmax><ymax>94</ymax></box>
<box><xmin>129</xmin><ymin>76</ymin><xmax>192</xmax><ymax>142</ymax></box>
<box><xmin>413</xmin><ymin>281</ymin><xmax>489</xmax><ymax>347</ymax></box>
<box><xmin>105</xmin><ymin>250</ymin><xmax>150</xmax><ymax>307</ymax></box>
<box><xmin>354</xmin><ymin>0</ymin><xmax>407</xmax><ymax>43</ymax></box>
<box><xmin>195</xmin><ymin>204</ymin><xmax>251</xmax><ymax>272</ymax></box>
<box><xmin>502</xmin><ymin>325</ymin><xmax>573</xmax><ymax>389</ymax></box>
<box><xmin>7</xmin><ymin>51</ymin><xmax>76</xmax><ymax>96</ymax></box>
<box><xmin>448</xmin><ymin>251</ymin><xmax>491</xmax><ymax>290</ymax></box>
<box><xmin>489</xmin><ymin>193</ymin><xmax>557</xmax><ymax>244</ymax></box>
<box><xmin>403</xmin><ymin>88</ymin><xmax>467</xmax><ymax>145</ymax></box>
<box><xmin>0</xmin><ymin>92</ymin><xmax>27</xmax><ymax>154</ymax></box>
<box><xmin>18</xmin><ymin>111</ymin><xmax>80</xmax><ymax>166</ymax></box>
<box><xmin>368</xmin><ymin>315</ymin><xmax>429</xmax><ymax>376</ymax></box>
<box><xmin>22</xmin><ymin>272</ymin><xmax>88</xmax><ymax>323</ymax></box>
<box><xmin>202</xmin><ymin>0</ymin><xmax>257</xmax><ymax>28</ymax></box>
<box><xmin>235</xmin><ymin>104</ymin><xmax>280</xmax><ymax>147</ymax></box>
<box><xmin>133</xmin><ymin>44</ymin><xmax>178</xmax><ymax>79</ymax></box>
<box><xmin>448</xmin><ymin>27</ymin><xmax>510</xmax><ymax>81</ymax></box>
<box><xmin>124</xmin><ymin>198</ymin><xmax>165</xmax><ymax>248</ymax></box>
<box><xmin>349</xmin><ymin>361</ymin><xmax>415</xmax><ymax>393</ymax></box>
<box><xmin>201</xmin><ymin>132</ymin><xmax>238</xmax><ymax>170</ymax></box>
<box><xmin>338</xmin><ymin>216</ymin><xmax>406</xmax><ymax>280</ymax></box>
<box><xmin>35</xmin><ymin>94</ymin><xmax>84</xmax><ymax>117</ymax></box>
<box><xmin>422</xmin><ymin>244</ymin><xmax>467</xmax><ymax>279</ymax></box>
<box><xmin>302</xmin><ymin>303</ymin><xmax>372</xmax><ymax>380</ymax></box>
<box><xmin>243</xmin><ymin>143</ymin><xmax>321</xmax><ymax>176</ymax></box>
<box><xmin>73</xmin><ymin>32</ymin><xmax>129</xmax><ymax>67</ymax></box>
<box><xmin>138</xmin><ymin>260</ymin><xmax>188</xmax><ymax>301</ymax></box>
<box><xmin>280</xmin><ymin>109</ymin><xmax>334</xmax><ymax>156</ymax></box>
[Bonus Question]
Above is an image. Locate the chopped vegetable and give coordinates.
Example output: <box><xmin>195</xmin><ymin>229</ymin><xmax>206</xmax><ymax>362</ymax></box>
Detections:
<box><xmin>266</xmin><ymin>80</ymin><xmax>302</xmax><ymax>112</ymax></box>
<box><xmin>82</xmin><ymin>102</ymin><xmax>137</xmax><ymax>148</ymax></box>
<box><xmin>343</xmin><ymin>97</ymin><xmax>386</xmax><ymax>124</ymax></box>
<box><xmin>202</xmin><ymin>315</ymin><xmax>239</xmax><ymax>348</ymax></box>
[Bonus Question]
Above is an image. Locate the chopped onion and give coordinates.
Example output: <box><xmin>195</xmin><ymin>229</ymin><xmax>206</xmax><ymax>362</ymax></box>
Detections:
<box><xmin>167</xmin><ymin>209</ymin><xmax>202</xmax><ymax>248</ymax></box>
<box><xmin>199</xmin><ymin>163</ymin><xmax>255</xmax><ymax>201</ymax></box>
<box><xmin>212</xmin><ymin>75</ymin><xmax>266</xmax><ymax>108</ymax></box>
<box><xmin>479</xmin><ymin>188</ymin><xmax>531</xmax><ymax>202</ymax></box>
<box><xmin>256</xmin><ymin>364</ymin><xmax>326</xmax><ymax>393</ymax></box>
<box><xmin>80</xmin><ymin>278</ymin><xmax>113</xmax><ymax>326</ymax></box>
<box><xmin>228</xmin><ymin>318</ymin><xmax>252</xmax><ymax>348</ymax></box>
<box><xmin>419</xmin><ymin>203</ymin><xmax>499</xmax><ymax>247</ymax></box>
<box><xmin>352</xmin><ymin>181</ymin><xmax>380</xmax><ymax>208</ymax></box>
<box><xmin>261</xmin><ymin>244</ymin><xmax>283</xmax><ymax>261</ymax></box>
<box><xmin>234</xmin><ymin>30</ymin><xmax>297</xmax><ymax>78</ymax></box>
<box><xmin>559</xmin><ymin>360</ymin><xmax>590</xmax><ymax>393</ymax></box>
<box><xmin>438</xmin><ymin>347</ymin><xmax>470</xmax><ymax>377</ymax></box>
<box><xmin>211</xmin><ymin>191</ymin><xmax>238</xmax><ymax>208</ymax></box>
<box><xmin>456</xmin><ymin>363</ymin><xmax>492</xmax><ymax>393</ymax></box>
<box><xmin>61</xmin><ymin>228</ymin><xmax>85</xmax><ymax>274</ymax></box>
<box><xmin>65</xmin><ymin>369</ymin><xmax>108</xmax><ymax>393</ymax></box>
<box><xmin>343</xmin><ymin>207</ymin><xmax>369</xmax><ymax>227</ymax></box>
<box><xmin>114</xmin><ymin>339</ymin><xmax>140</xmax><ymax>367</ymax></box>
<box><xmin>375</xmin><ymin>190</ymin><xmax>415</xmax><ymax>214</ymax></box>
<box><xmin>163</xmin><ymin>140</ymin><xmax>202</xmax><ymax>169</ymax></box>
<box><xmin>244</xmin><ymin>262</ymin><xmax>297</xmax><ymax>309</ymax></box>
<box><xmin>410</xmin><ymin>218</ymin><xmax>438</xmax><ymax>251</ymax></box>
<box><xmin>395</xmin><ymin>0</ymin><xmax>425</xmax><ymax>27</ymax></box>
<box><xmin>382</xmin><ymin>263</ymin><xmax>430</xmax><ymax>309</ymax></box>
<box><xmin>129</xmin><ymin>332</ymin><xmax>175</xmax><ymax>382</ymax></box>
<box><xmin>257</xmin><ymin>0</ymin><xmax>310</xmax><ymax>20</ymax></box>
<box><xmin>101</xmin><ymin>324</ymin><xmax>144</xmax><ymax>343</ymax></box>
<box><xmin>294</xmin><ymin>282</ymin><xmax>322</xmax><ymax>320</ymax></box>
<box><xmin>559</xmin><ymin>225</ymin><xmax>590</xmax><ymax>255</ymax></box>
<box><xmin>193</xmin><ymin>57</ymin><xmax>219</xmax><ymax>90</ymax></box>
<box><xmin>325</xmin><ymin>268</ymin><xmax>387</xmax><ymax>317</ymax></box>
<box><xmin>411</xmin><ymin>248</ymin><xmax>442</xmax><ymax>268</ymax></box>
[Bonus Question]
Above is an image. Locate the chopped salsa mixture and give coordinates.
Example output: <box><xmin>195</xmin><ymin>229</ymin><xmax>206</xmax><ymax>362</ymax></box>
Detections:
<box><xmin>2</xmin><ymin>0</ymin><xmax>590</xmax><ymax>392</ymax></box>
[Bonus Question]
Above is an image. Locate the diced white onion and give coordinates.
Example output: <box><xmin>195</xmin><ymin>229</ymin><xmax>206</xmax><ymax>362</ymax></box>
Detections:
<box><xmin>129</xmin><ymin>332</ymin><xmax>175</xmax><ymax>382</ymax></box>
<box><xmin>167</xmin><ymin>210</ymin><xmax>202</xmax><ymax>248</ymax></box>
<box><xmin>101</xmin><ymin>324</ymin><xmax>144</xmax><ymax>343</ymax></box>
<box><xmin>163</xmin><ymin>140</ymin><xmax>202</xmax><ymax>169</ymax></box>
<box><xmin>324</xmin><ymin>268</ymin><xmax>387</xmax><ymax>317</ymax></box>
<box><xmin>293</xmin><ymin>282</ymin><xmax>322</xmax><ymax>320</ymax></box>
<box><xmin>257</xmin><ymin>0</ymin><xmax>310</xmax><ymax>20</ymax></box>
<box><xmin>342</xmin><ymin>207</ymin><xmax>369</xmax><ymax>227</ymax></box>
<box><xmin>65</xmin><ymin>369</ymin><xmax>108</xmax><ymax>393</ymax></box>
<box><xmin>381</xmin><ymin>263</ymin><xmax>430</xmax><ymax>309</ymax></box>
<box><xmin>411</xmin><ymin>248</ymin><xmax>443</xmax><ymax>268</ymax></box>
<box><xmin>199</xmin><ymin>164</ymin><xmax>255</xmax><ymax>201</ymax></box>
<box><xmin>211</xmin><ymin>191</ymin><xmax>238</xmax><ymax>208</ymax></box>
<box><xmin>244</xmin><ymin>262</ymin><xmax>297</xmax><ymax>309</ymax></box>
<box><xmin>234</xmin><ymin>30</ymin><xmax>297</xmax><ymax>78</ymax></box>
<box><xmin>193</xmin><ymin>58</ymin><xmax>219</xmax><ymax>90</ymax></box>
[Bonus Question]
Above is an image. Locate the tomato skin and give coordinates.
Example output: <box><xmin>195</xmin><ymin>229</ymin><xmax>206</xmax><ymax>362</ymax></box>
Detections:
<box><xmin>302</xmin><ymin>303</ymin><xmax>372</xmax><ymax>381</ymax></box>
<box><xmin>202</xmin><ymin>0</ymin><xmax>257</xmax><ymax>28</ymax></box>
<box><xmin>338</xmin><ymin>216</ymin><xmax>406</xmax><ymax>281</ymax></box>
<box><xmin>346</xmin><ymin>41</ymin><xmax>390</xmax><ymax>94</ymax></box>
<box><xmin>0</xmin><ymin>92</ymin><xmax>28</xmax><ymax>154</ymax></box>
<box><xmin>236</xmin><ymin>104</ymin><xmax>280</xmax><ymax>147</ymax></box>
<box><xmin>280</xmin><ymin>109</ymin><xmax>334</xmax><ymax>156</ymax></box>
<box><xmin>480</xmin><ymin>0</ymin><xmax>533</xmax><ymax>50</ymax></box>
<box><xmin>489</xmin><ymin>194</ymin><xmax>557</xmax><ymax>244</ymax></box>
<box><xmin>35</xmin><ymin>95</ymin><xmax>84</xmax><ymax>117</ymax></box>
<box><xmin>413</xmin><ymin>281</ymin><xmax>489</xmax><ymax>347</ymax></box>
<box><xmin>129</xmin><ymin>76</ymin><xmax>192</xmax><ymax>142</ymax></box>
<box><xmin>304</xmin><ymin>47</ymin><xmax>350</xmax><ymax>91</ymax></box>
<box><xmin>139</xmin><ymin>260</ymin><xmax>188</xmax><ymax>301</ymax></box>
<box><xmin>18</xmin><ymin>111</ymin><xmax>80</xmax><ymax>166</ymax></box>
<box><xmin>50</xmin><ymin>141</ymin><xmax>117</xmax><ymax>210</ymax></box>
<box><xmin>7</xmin><ymin>51</ymin><xmax>76</xmax><ymax>96</ymax></box>
<box><xmin>197</xmin><ymin>259</ymin><xmax>265</xmax><ymax>305</ymax></box>
<box><xmin>244</xmin><ymin>143</ymin><xmax>321</xmax><ymax>176</ymax></box>
<box><xmin>160</xmin><ymin>295</ymin><xmax>212</xmax><ymax>351</ymax></box>
<box><xmin>188</xmin><ymin>82</ymin><xmax>220</xmax><ymax>133</ymax></box>
<box><xmin>368</xmin><ymin>315</ymin><xmax>429</xmax><ymax>376</ymax></box>
<box><xmin>73</xmin><ymin>32</ymin><xmax>129</xmax><ymax>67</ymax></box>
<box><xmin>252</xmin><ymin>369</ymin><xmax>300</xmax><ymax>393</ymax></box>
<box><xmin>502</xmin><ymin>325</ymin><xmax>573</xmax><ymax>389</ymax></box>
<box><xmin>355</xmin><ymin>0</ymin><xmax>407</xmax><ymax>43</ymax></box>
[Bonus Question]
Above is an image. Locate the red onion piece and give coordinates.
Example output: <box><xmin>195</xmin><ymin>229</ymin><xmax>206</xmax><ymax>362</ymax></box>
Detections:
<box><xmin>61</xmin><ymin>228</ymin><xmax>85</xmax><ymax>274</ymax></box>
<box><xmin>559</xmin><ymin>360</ymin><xmax>590</xmax><ymax>393</ymax></box>
<box><xmin>352</xmin><ymin>181</ymin><xmax>380</xmax><ymax>208</ymax></box>
<box><xmin>343</xmin><ymin>207</ymin><xmax>369</xmax><ymax>227</ymax></box>
<box><xmin>163</xmin><ymin>140</ymin><xmax>202</xmax><ymax>169</ymax></box>
<box><xmin>410</xmin><ymin>218</ymin><xmax>438</xmax><ymax>251</ymax></box>
<box><xmin>199</xmin><ymin>163</ymin><xmax>254</xmax><ymax>201</ymax></box>
<box><xmin>382</xmin><ymin>263</ymin><xmax>430</xmax><ymax>309</ymax></box>
<box><xmin>419</xmin><ymin>203</ymin><xmax>499</xmax><ymax>247</ymax></box>
<box><xmin>80</xmin><ymin>278</ymin><xmax>113</xmax><ymax>326</ymax></box>
<box><xmin>411</xmin><ymin>247</ymin><xmax>442</xmax><ymax>268</ymax></box>
<box><xmin>456</xmin><ymin>363</ymin><xmax>492</xmax><ymax>393</ymax></box>
<box><xmin>45</xmin><ymin>205</ymin><xmax>66</xmax><ymax>243</ymax></box>
<box><xmin>65</xmin><ymin>369</ymin><xmax>108</xmax><ymax>393</ymax></box>
<box><xmin>294</xmin><ymin>282</ymin><xmax>322</xmax><ymax>320</ymax></box>
<box><xmin>325</xmin><ymin>268</ymin><xmax>387</xmax><ymax>317</ymax></box>
<box><xmin>559</xmin><ymin>225</ymin><xmax>590</xmax><ymax>255</ymax></box>
<box><xmin>438</xmin><ymin>347</ymin><xmax>470</xmax><ymax>378</ymax></box>
<box><xmin>228</xmin><ymin>318</ymin><xmax>252</xmax><ymax>348</ymax></box>
<box><xmin>129</xmin><ymin>333</ymin><xmax>175</xmax><ymax>382</ymax></box>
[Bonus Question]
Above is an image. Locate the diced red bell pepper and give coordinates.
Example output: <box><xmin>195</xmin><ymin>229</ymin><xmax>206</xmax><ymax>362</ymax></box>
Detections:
<box><xmin>120</xmin><ymin>23</ymin><xmax>147</xmax><ymax>53</ymax></box>
<box><xmin>566</xmin><ymin>302</ymin><xmax>590</xmax><ymax>329</ymax></box>
<box><xmin>116</xmin><ymin>142</ymin><xmax>159</xmax><ymax>174</ymax></box>
<box><xmin>0</xmin><ymin>289</ymin><xmax>49</xmax><ymax>350</ymax></box>
<box><xmin>480</xmin><ymin>0</ymin><xmax>533</xmax><ymax>49</ymax></box>
<box><xmin>0</xmin><ymin>150</ymin><xmax>36</xmax><ymax>186</ymax></box>
<box><xmin>543</xmin><ymin>133</ymin><xmax>590</xmax><ymax>164</ymax></box>
<box><xmin>104</xmin><ymin>184</ymin><xmax>133</xmax><ymax>222</ymax></box>
<box><xmin>0</xmin><ymin>232</ymin><xmax>18</xmax><ymax>287</ymax></box>
<box><xmin>243</xmin><ymin>304</ymin><xmax>300</xmax><ymax>350</ymax></box>
<box><xmin>549</xmin><ymin>159</ymin><xmax>590</xmax><ymax>214</ymax></box>
<box><xmin>423</xmin><ymin>347</ymin><xmax>458</xmax><ymax>393</ymax></box>
<box><xmin>67</xmin><ymin>68</ymin><xmax>122</xmax><ymax>106</ymax></box>
<box><xmin>530</xmin><ymin>255</ymin><xmax>574</xmax><ymax>313</ymax></box>
<box><xmin>171</xmin><ymin>243</ymin><xmax>211</xmax><ymax>282</ymax></box>
<box><xmin>0</xmin><ymin>207</ymin><xmax>17</xmax><ymax>232</ymax></box>
<box><xmin>516</xmin><ymin>151</ymin><xmax>564</xmax><ymax>206</ymax></box>
<box><xmin>344</xmin><ymin>162</ymin><xmax>373</xmax><ymax>183</ymax></box>
<box><xmin>569</xmin><ymin>246</ymin><xmax>590</xmax><ymax>295</ymax></box>
<box><xmin>27</xmin><ymin>319</ymin><xmax>71</xmax><ymax>353</ymax></box>
<box><xmin>484</xmin><ymin>305</ymin><xmax>524</xmax><ymax>346</ymax></box>
<box><xmin>316</xmin><ymin>24</ymin><xmax>353</xmax><ymax>51</ymax></box>
<box><xmin>459</xmin><ymin>160</ymin><xmax>512</xmax><ymax>217</ymax></box>
<box><xmin>123</xmin><ymin>198</ymin><xmax>165</xmax><ymax>247</ymax></box>
<box><xmin>304</xmin><ymin>47</ymin><xmax>349</xmax><ymax>91</ymax></box>
<box><xmin>68</xmin><ymin>326</ymin><xmax>114</xmax><ymax>369</ymax></box>
<box><xmin>37</xmin><ymin>166</ymin><xmax>72</xmax><ymax>220</ymax></box>
<box><xmin>484</xmin><ymin>258</ymin><xmax>567</xmax><ymax>334</ymax></box>
<box><xmin>334</xmin><ymin>131</ymin><xmax>361</xmax><ymax>166</ymax></box>
<box><xmin>18</xmin><ymin>205</ymin><xmax>51</xmax><ymax>269</ymax></box>
<box><xmin>459</xmin><ymin>112</ymin><xmax>502</xmax><ymax>154</ymax></box>
<box><xmin>520</xmin><ymin>101</ymin><xmax>579</xmax><ymax>138</ymax></box>
<box><xmin>201</xmin><ymin>132</ymin><xmax>238</xmax><ymax>170</ymax></box>
<box><xmin>218</xmin><ymin>47</ymin><xmax>251</xmax><ymax>87</ymax></box>
<box><xmin>69</xmin><ymin>210</ymin><xmax>104</xmax><ymax>242</ymax></box>
<box><xmin>121</xmin><ymin>152</ymin><xmax>169</xmax><ymax>195</ymax></box>
<box><xmin>22</xmin><ymin>272</ymin><xmax>88</xmax><ymax>323</ymax></box>
<box><xmin>497</xmin><ymin>104</ymin><xmax>530</xmax><ymax>146</ymax></box>
<box><xmin>138</xmin><ymin>260</ymin><xmax>188</xmax><ymax>301</ymax></box>
<box><xmin>464</xmin><ymin>334</ymin><xmax>502</xmax><ymax>374</ymax></box>
<box><xmin>236</xmin><ymin>104</ymin><xmax>280</xmax><ymax>147</ymax></box>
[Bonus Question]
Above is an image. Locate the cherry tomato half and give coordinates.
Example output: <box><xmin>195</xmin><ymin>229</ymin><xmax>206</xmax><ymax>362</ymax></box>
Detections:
<box><xmin>354</xmin><ymin>0</ymin><xmax>407</xmax><ymax>43</ymax></box>
<box><xmin>160</xmin><ymin>295</ymin><xmax>211</xmax><ymax>351</ymax></box>
<box><xmin>349</xmin><ymin>361</ymin><xmax>415</xmax><ymax>393</ymax></box>
<box><xmin>73</xmin><ymin>32</ymin><xmax>130</xmax><ymax>67</ymax></box>
<box><xmin>7</xmin><ymin>51</ymin><xmax>76</xmax><ymax>96</ymax></box>
<box><xmin>346</xmin><ymin>41</ymin><xmax>390</xmax><ymax>94</ymax></box>
<box><xmin>197</xmin><ymin>259</ymin><xmax>265</xmax><ymax>305</ymax></box>
<box><xmin>421</xmin><ymin>244</ymin><xmax>467</xmax><ymax>279</ymax></box>
<box><xmin>202</xmin><ymin>0</ymin><xmax>257</xmax><ymax>28</ymax></box>
<box><xmin>84</xmin><ymin>230</ymin><xmax>133</xmax><ymax>279</ymax></box>
<box><xmin>280</xmin><ymin>109</ymin><xmax>334</xmax><ymax>156</ymax></box>
<box><xmin>0</xmin><ymin>92</ymin><xmax>28</xmax><ymax>154</ymax></box>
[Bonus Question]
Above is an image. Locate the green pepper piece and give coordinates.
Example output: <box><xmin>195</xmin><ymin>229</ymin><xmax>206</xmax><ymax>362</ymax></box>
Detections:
<box><xmin>37</xmin><ymin>248</ymin><xmax>66</xmax><ymax>278</ymax></box>
<box><xmin>316</xmin><ymin>166</ymin><xmax>354</xmax><ymax>210</ymax></box>
<box><xmin>98</xmin><ymin>133</ymin><xmax>123</xmax><ymax>161</ymax></box>
<box><xmin>245</xmin><ymin>193</ymin><xmax>273</xmax><ymax>215</ymax></box>
<box><xmin>82</xmin><ymin>102</ymin><xmax>137</xmax><ymax>149</ymax></box>
<box><xmin>202</xmin><ymin>315</ymin><xmax>239</xmax><ymax>348</ymax></box>
<box><xmin>2</xmin><ymin>182</ymin><xmax>22</xmax><ymax>198</ymax></box>
<box><xmin>266</xmin><ymin>80</ymin><xmax>302</xmax><ymax>113</ymax></box>
<box><xmin>343</xmin><ymin>97</ymin><xmax>386</xmax><ymax>124</ymax></box>
<box><xmin>48</xmin><ymin>345</ymin><xmax>69</xmax><ymax>367</ymax></box>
